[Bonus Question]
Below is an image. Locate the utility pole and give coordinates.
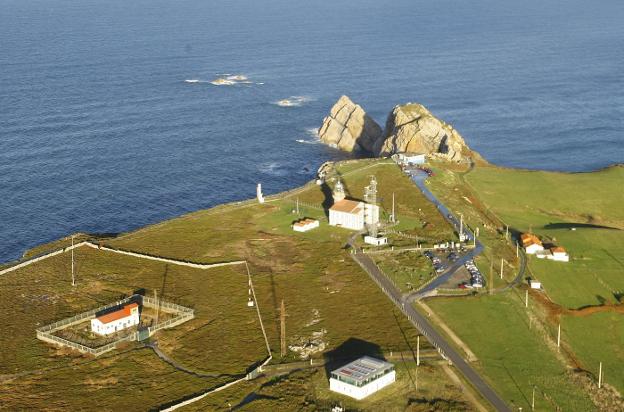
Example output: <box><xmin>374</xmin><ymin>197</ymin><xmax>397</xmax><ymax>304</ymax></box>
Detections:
<box><xmin>500</xmin><ymin>258</ymin><xmax>504</xmax><ymax>279</ymax></box>
<box><xmin>525</xmin><ymin>290</ymin><xmax>529</xmax><ymax>308</ymax></box>
<box><xmin>296</xmin><ymin>197</ymin><xmax>300</xmax><ymax>215</ymax></box>
<box><xmin>557</xmin><ymin>323</ymin><xmax>561</xmax><ymax>349</ymax></box>
<box><xmin>391</xmin><ymin>192</ymin><xmax>395</xmax><ymax>223</ymax></box>
<box><xmin>417</xmin><ymin>336</ymin><xmax>420</xmax><ymax>366</ymax></box>
<box><xmin>505</xmin><ymin>224</ymin><xmax>509</xmax><ymax>239</ymax></box>
<box><xmin>516</xmin><ymin>242</ymin><xmax>519</xmax><ymax>257</ymax></box>
<box><xmin>532</xmin><ymin>387</ymin><xmax>535</xmax><ymax>410</ymax></box>
<box><xmin>71</xmin><ymin>235</ymin><xmax>76</xmax><ymax>287</ymax></box>
<box><xmin>280</xmin><ymin>300</ymin><xmax>287</xmax><ymax>357</ymax></box>
<box><xmin>598</xmin><ymin>362</ymin><xmax>602</xmax><ymax>389</ymax></box>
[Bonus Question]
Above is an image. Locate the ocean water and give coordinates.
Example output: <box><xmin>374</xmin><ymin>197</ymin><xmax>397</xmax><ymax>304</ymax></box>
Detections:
<box><xmin>1</xmin><ymin>0</ymin><xmax>623</xmax><ymax>262</ymax></box>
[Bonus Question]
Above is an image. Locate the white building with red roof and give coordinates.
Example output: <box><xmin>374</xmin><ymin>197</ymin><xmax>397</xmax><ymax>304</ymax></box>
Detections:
<box><xmin>91</xmin><ymin>302</ymin><xmax>140</xmax><ymax>336</ymax></box>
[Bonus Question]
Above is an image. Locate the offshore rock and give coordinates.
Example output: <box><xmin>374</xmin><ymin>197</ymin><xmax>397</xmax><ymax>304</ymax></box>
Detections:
<box><xmin>376</xmin><ymin>103</ymin><xmax>468</xmax><ymax>161</ymax></box>
<box><xmin>318</xmin><ymin>95</ymin><xmax>383</xmax><ymax>154</ymax></box>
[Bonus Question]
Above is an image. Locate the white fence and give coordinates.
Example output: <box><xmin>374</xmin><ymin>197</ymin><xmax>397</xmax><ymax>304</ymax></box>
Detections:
<box><xmin>36</xmin><ymin>295</ymin><xmax>194</xmax><ymax>356</ymax></box>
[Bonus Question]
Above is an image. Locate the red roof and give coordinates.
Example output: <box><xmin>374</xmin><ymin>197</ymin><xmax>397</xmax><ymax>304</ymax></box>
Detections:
<box><xmin>96</xmin><ymin>302</ymin><xmax>139</xmax><ymax>324</ymax></box>
<box><xmin>330</xmin><ymin>199</ymin><xmax>362</xmax><ymax>214</ymax></box>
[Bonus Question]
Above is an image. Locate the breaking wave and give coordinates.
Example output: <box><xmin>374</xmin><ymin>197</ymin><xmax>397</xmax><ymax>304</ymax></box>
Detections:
<box><xmin>273</xmin><ymin>96</ymin><xmax>312</xmax><ymax>107</ymax></box>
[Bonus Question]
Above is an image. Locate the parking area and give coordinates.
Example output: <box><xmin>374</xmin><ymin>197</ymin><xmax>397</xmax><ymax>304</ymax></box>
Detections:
<box><xmin>462</xmin><ymin>260</ymin><xmax>484</xmax><ymax>289</ymax></box>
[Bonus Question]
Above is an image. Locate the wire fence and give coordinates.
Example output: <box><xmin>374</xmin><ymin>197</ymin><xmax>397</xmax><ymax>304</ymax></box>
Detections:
<box><xmin>36</xmin><ymin>294</ymin><xmax>194</xmax><ymax>356</ymax></box>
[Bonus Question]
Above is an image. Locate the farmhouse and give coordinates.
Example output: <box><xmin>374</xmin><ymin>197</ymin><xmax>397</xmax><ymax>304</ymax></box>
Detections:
<box><xmin>329</xmin><ymin>356</ymin><xmax>395</xmax><ymax>400</ymax></box>
<box><xmin>328</xmin><ymin>180</ymin><xmax>379</xmax><ymax>231</ymax></box>
<box><xmin>521</xmin><ymin>233</ymin><xmax>544</xmax><ymax>254</ymax></box>
<box><xmin>292</xmin><ymin>218</ymin><xmax>319</xmax><ymax>232</ymax></box>
<box><xmin>91</xmin><ymin>302</ymin><xmax>140</xmax><ymax>336</ymax></box>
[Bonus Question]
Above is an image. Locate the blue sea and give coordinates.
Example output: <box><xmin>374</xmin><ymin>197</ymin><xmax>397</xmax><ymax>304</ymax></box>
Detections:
<box><xmin>1</xmin><ymin>0</ymin><xmax>623</xmax><ymax>262</ymax></box>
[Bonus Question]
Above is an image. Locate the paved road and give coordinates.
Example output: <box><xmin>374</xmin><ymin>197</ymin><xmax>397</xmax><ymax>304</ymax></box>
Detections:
<box><xmin>349</xmin><ymin>246</ymin><xmax>511</xmax><ymax>412</ymax></box>
<box><xmin>348</xmin><ymin>166</ymin><xmax>511</xmax><ymax>412</ymax></box>
<box><xmin>405</xmin><ymin>168</ymin><xmax>485</xmax><ymax>298</ymax></box>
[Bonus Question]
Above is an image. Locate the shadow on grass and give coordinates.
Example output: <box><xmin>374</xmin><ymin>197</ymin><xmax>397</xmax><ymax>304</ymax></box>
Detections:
<box><xmin>542</xmin><ymin>222</ymin><xmax>621</xmax><ymax>231</ymax></box>
<box><xmin>322</xmin><ymin>337</ymin><xmax>385</xmax><ymax>379</ymax></box>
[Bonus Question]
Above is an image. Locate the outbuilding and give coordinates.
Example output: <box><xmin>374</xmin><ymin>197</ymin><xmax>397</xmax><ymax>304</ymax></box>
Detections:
<box><xmin>550</xmin><ymin>246</ymin><xmax>569</xmax><ymax>262</ymax></box>
<box><xmin>329</xmin><ymin>356</ymin><xmax>395</xmax><ymax>400</ymax></box>
<box><xmin>521</xmin><ymin>233</ymin><xmax>544</xmax><ymax>254</ymax></box>
<box><xmin>91</xmin><ymin>302</ymin><xmax>140</xmax><ymax>336</ymax></box>
<box><xmin>292</xmin><ymin>218</ymin><xmax>319</xmax><ymax>232</ymax></box>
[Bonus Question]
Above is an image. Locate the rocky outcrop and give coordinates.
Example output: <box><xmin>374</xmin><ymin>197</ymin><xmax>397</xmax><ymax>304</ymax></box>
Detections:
<box><xmin>318</xmin><ymin>95</ymin><xmax>383</xmax><ymax>154</ymax></box>
<box><xmin>318</xmin><ymin>96</ymin><xmax>470</xmax><ymax>162</ymax></box>
<box><xmin>375</xmin><ymin>103</ymin><xmax>468</xmax><ymax>161</ymax></box>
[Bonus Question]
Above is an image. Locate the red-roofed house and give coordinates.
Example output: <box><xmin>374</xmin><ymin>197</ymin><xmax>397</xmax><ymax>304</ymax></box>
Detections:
<box><xmin>550</xmin><ymin>246</ymin><xmax>569</xmax><ymax>262</ymax></box>
<box><xmin>91</xmin><ymin>302</ymin><xmax>140</xmax><ymax>335</ymax></box>
<box><xmin>521</xmin><ymin>233</ymin><xmax>544</xmax><ymax>254</ymax></box>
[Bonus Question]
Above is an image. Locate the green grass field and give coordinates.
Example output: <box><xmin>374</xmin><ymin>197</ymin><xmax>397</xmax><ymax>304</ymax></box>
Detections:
<box><xmin>0</xmin><ymin>159</ymin><xmax>465</xmax><ymax>410</ymax></box>
<box><xmin>372</xmin><ymin>251</ymin><xmax>435</xmax><ymax>293</ymax></box>
<box><xmin>443</xmin><ymin>162</ymin><xmax>624</xmax><ymax>406</ymax></box>
<box><xmin>562</xmin><ymin>312</ymin><xmax>624</xmax><ymax>394</ymax></box>
<box><xmin>426</xmin><ymin>293</ymin><xmax>595</xmax><ymax>411</ymax></box>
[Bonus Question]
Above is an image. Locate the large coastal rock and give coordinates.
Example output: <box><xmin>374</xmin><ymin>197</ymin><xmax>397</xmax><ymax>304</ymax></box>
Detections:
<box><xmin>318</xmin><ymin>95</ymin><xmax>384</xmax><ymax>154</ymax></box>
<box><xmin>375</xmin><ymin>103</ymin><xmax>468</xmax><ymax>161</ymax></box>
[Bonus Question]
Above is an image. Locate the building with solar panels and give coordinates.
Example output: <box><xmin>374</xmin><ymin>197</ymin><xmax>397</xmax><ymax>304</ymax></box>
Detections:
<box><xmin>329</xmin><ymin>356</ymin><xmax>395</xmax><ymax>400</ymax></box>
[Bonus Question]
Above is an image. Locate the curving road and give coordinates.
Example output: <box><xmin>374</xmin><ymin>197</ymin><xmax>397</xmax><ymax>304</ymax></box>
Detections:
<box><xmin>347</xmin><ymin>166</ymin><xmax>512</xmax><ymax>412</ymax></box>
<box><xmin>349</xmin><ymin>246</ymin><xmax>510</xmax><ymax>412</ymax></box>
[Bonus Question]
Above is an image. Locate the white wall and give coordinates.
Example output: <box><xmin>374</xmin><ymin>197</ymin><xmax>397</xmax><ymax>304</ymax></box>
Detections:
<box><xmin>329</xmin><ymin>371</ymin><xmax>396</xmax><ymax>400</ymax></box>
<box><xmin>329</xmin><ymin>209</ymin><xmax>364</xmax><ymax>231</ymax></box>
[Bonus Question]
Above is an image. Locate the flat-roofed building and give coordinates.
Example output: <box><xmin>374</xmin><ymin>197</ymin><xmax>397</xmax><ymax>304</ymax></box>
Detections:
<box><xmin>292</xmin><ymin>218</ymin><xmax>319</xmax><ymax>232</ymax></box>
<box><xmin>329</xmin><ymin>356</ymin><xmax>395</xmax><ymax>400</ymax></box>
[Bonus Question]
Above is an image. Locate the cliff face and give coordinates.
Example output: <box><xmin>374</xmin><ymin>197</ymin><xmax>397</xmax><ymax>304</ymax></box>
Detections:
<box><xmin>318</xmin><ymin>95</ymin><xmax>384</xmax><ymax>154</ymax></box>
<box><xmin>376</xmin><ymin>103</ymin><xmax>468</xmax><ymax>161</ymax></box>
<box><xmin>318</xmin><ymin>96</ymin><xmax>469</xmax><ymax>161</ymax></box>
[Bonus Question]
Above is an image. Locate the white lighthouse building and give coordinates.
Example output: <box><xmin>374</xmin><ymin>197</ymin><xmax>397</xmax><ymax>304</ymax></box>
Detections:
<box><xmin>328</xmin><ymin>180</ymin><xmax>379</xmax><ymax>231</ymax></box>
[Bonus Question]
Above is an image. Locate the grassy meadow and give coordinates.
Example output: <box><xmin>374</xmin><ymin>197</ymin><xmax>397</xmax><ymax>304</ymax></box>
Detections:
<box><xmin>0</xmin><ymin>159</ymin><xmax>468</xmax><ymax>410</ymax></box>
<box><xmin>426</xmin><ymin>293</ymin><xmax>595</xmax><ymax>411</ymax></box>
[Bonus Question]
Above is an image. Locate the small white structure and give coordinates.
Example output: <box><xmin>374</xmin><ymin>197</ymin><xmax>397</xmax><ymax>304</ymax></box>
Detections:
<box><xmin>550</xmin><ymin>247</ymin><xmax>570</xmax><ymax>262</ymax></box>
<box><xmin>329</xmin><ymin>356</ymin><xmax>395</xmax><ymax>400</ymax></box>
<box><xmin>328</xmin><ymin>181</ymin><xmax>379</xmax><ymax>231</ymax></box>
<box><xmin>535</xmin><ymin>246</ymin><xmax>569</xmax><ymax>262</ymax></box>
<box><xmin>292</xmin><ymin>218</ymin><xmax>320</xmax><ymax>232</ymax></box>
<box><xmin>91</xmin><ymin>302</ymin><xmax>140</xmax><ymax>336</ymax></box>
<box><xmin>521</xmin><ymin>233</ymin><xmax>544</xmax><ymax>254</ymax></box>
<box><xmin>256</xmin><ymin>183</ymin><xmax>265</xmax><ymax>204</ymax></box>
<box><xmin>535</xmin><ymin>249</ymin><xmax>553</xmax><ymax>259</ymax></box>
<box><xmin>364</xmin><ymin>235</ymin><xmax>388</xmax><ymax>246</ymax></box>
<box><xmin>530</xmin><ymin>280</ymin><xmax>542</xmax><ymax>289</ymax></box>
<box><xmin>394</xmin><ymin>153</ymin><xmax>426</xmax><ymax>165</ymax></box>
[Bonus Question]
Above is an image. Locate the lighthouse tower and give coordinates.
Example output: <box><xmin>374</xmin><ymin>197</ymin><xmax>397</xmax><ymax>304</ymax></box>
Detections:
<box><xmin>333</xmin><ymin>180</ymin><xmax>346</xmax><ymax>203</ymax></box>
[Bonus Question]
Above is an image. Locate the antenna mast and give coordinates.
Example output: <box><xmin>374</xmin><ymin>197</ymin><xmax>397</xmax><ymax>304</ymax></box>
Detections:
<box><xmin>364</xmin><ymin>176</ymin><xmax>378</xmax><ymax>238</ymax></box>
